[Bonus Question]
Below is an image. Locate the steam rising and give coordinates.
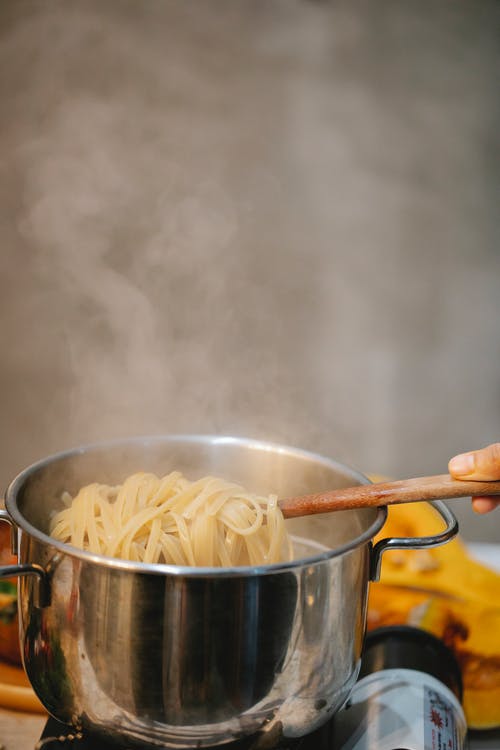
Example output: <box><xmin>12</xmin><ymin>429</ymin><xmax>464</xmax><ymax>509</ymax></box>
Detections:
<box><xmin>18</xmin><ymin>92</ymin><xmax>243</xmax><ymax>441</ymax></box>
<box><xmin>6</xmin><ymin>2</ymin><xmax>331</xmax><ymax>459</ymax></box>
<box><xmin>15</xmin><ymin>57</ymin><xmax>312</xmax><ymax>448</ymax></box>
<box><xmin>2</xmin><ymin>0</ymin><xmax>499</xmax><ymax>513</ymax></box>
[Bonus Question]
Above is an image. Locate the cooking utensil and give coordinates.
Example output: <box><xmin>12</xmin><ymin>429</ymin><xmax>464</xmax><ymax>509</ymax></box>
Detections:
<box><xmin>0</xmin><ymin>436</ymin><xmax>458</xmax><ymax>748</ymax></box>
<box><xmin>280</xmin><ymin>474</ymin><xmax>500</xmax><ymax>517</ymax></box>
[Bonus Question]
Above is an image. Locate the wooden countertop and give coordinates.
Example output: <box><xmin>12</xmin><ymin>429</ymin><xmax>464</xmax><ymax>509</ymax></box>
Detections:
<box><xmin>0</xmin><ymin>707</ymin><xmax>46</xmax><ymax>750</ymax></box>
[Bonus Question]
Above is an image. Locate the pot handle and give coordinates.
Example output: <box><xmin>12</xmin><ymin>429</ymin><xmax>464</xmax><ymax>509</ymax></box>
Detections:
<box><xmin>0</xmin><ymin>506</ymin><xmax>18</xmax><ymax>555</ymax></box>
<box><xmin>0</xmin><ymin>508</ymin><xmax>49</xmax><ymax>607</ymax></box>
<box><xmin>369</xmin><ymin>499</ymin><xmax>458</xmax><ymax>582</ymax></box>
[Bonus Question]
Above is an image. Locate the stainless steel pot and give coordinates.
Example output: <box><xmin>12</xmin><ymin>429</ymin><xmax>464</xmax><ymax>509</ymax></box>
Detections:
<box><xmin>0</xmin><ymin>435</ymin><xmax>457</xmax><ymax>748</ymax></box>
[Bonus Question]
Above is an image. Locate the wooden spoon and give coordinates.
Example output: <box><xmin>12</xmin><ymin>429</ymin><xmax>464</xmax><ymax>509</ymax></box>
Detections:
<box><xmin>279</xmin><ymin>475</ymin><xmax>500</xmax><ymax>518</ymax></box>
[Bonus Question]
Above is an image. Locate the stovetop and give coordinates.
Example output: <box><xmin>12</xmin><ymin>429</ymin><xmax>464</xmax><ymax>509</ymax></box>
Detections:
<box><xmin>37</xmin><ymin>716</ymin><xmax>339</xmax><ymax>750</ymax></box>
<box><xmin>36</xmin><ymin>715</ymin><xmax>500</xmax><ymax>750</ymax></box>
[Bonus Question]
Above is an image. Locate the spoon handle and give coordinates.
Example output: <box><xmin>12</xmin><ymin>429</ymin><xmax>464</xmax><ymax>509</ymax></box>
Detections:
<box><xmin>279</xmin><ymin>474</ymin><xmax>500</xmax><ymax>518</ymax></box>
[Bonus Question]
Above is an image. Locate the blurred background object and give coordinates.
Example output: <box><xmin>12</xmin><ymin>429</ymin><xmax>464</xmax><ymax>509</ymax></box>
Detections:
<box><xmin>0</xmin><ymin>0</ymin><xmax>498</xmax><ymax>540</ymax></box>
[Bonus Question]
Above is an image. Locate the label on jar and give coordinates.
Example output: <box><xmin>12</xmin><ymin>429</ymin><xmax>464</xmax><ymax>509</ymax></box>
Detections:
<box><xmin>331</xmin><ymin>667</ymin><xmax>467</xmax><ymax>750</ymax></box>
<box><xmin>424</xmin><ymin>685</ymin><xmax>462</xmax><ymax>750</ymax></box>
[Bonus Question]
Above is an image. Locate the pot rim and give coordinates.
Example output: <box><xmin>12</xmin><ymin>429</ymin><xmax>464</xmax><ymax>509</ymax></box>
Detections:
<box><xmin>5</xmin><ymin>434</ymin><xmax>387</xmax><ymax>577</ymax></box>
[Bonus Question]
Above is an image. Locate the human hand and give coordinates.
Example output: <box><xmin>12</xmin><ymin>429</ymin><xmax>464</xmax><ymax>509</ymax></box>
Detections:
<box><xmin>448</xmin><ymin>443</ymin><xmax>500</xmax><ymax>513</ymax></box>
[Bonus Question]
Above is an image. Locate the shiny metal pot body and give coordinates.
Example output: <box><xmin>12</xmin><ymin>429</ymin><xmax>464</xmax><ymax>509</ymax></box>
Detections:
<box><xmin>0</xmin><ymin>436</ymin><xmax>457</xmax><ymax>748</ymax></box>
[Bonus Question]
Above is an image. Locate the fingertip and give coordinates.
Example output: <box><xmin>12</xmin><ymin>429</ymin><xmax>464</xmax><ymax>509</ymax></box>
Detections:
<box><xmin>448</xmin><ymin>453</ymin><xmax>475</xmax><ymax>478</ymax></box>
<box><xmin>472</xmin><ymin>497</ymin><xmax>499</xmax><ymax>514</ymax></box>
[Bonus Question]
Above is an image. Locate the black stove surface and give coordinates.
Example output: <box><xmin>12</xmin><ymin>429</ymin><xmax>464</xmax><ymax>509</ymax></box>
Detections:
<box><xmin>38</xmin><ymin>717</ymin><xmax>338</xmax><ymax>750</ymax></box>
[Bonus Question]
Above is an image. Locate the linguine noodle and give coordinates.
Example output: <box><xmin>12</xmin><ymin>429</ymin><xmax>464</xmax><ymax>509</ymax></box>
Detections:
<box><xmin>50</xmin><ymin>471</ymin><xmax>293</xmax><ymax>567</ymax></box>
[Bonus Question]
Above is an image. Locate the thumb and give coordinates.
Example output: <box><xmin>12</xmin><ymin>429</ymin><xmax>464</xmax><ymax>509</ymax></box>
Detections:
<box><xmin>448</xmin><ymin>443</ymin><xmax>500</xmax><ymax>481</ymax></box>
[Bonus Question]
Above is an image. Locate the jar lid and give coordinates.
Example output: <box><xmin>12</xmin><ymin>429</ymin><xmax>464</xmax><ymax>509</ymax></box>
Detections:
<box><xmin>360</xmin><ymin>625</ymin><xmax>463</xmax><ymax>701</ymax></box>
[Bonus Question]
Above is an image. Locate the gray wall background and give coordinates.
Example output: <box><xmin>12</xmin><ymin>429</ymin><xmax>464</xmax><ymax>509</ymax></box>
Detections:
<box><xmin>0</xmin><ymin>0</ymin><xmax>499</xmax><ymax>540</ymax></box>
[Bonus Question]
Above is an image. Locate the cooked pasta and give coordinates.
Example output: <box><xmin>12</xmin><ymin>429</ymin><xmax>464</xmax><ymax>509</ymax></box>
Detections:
<box><xmin>49</xmin><ymin>471</ymin><xmax>293</xmax><ymax>567</ymax></box>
